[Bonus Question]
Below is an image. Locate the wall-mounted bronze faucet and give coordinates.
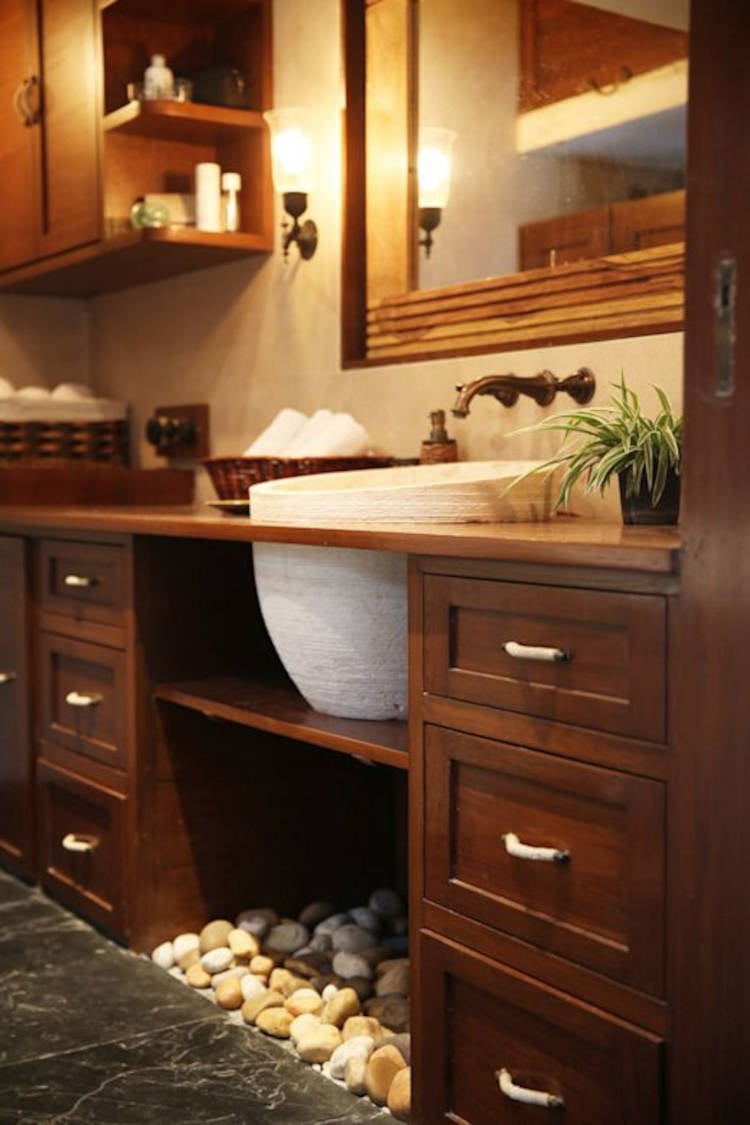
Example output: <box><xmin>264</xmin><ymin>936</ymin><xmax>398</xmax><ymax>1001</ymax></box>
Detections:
<box><xmin>451</xmin><ymin>367</ymin><xmax>596</xmax><ymax>417</ymax></box>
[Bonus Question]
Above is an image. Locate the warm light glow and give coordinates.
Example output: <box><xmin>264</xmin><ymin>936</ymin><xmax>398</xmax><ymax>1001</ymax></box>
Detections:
<box><xmin>418</xmin><ymin>127</ymin><xmax>457</xmax><ymax>208</ymax></box>
<box><xmin>263</xmin><ymin>107</ymin><xmax>318</xmax><ymax>193</ymax></box>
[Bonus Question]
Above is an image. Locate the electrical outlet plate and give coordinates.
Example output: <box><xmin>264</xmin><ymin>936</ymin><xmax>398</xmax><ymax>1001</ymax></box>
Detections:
<box><xmin>148</xmin><ymin>403</ymin><xmax>210</xmax><ymax>459</ymax></box>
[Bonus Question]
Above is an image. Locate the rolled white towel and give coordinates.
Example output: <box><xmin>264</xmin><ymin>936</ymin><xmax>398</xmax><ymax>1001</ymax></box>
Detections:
<box><xmin>244</xmin><ymin>408</ymin><xmax>308</xmax><ymax>456</ymax></box>
<box><xmin>15</xmin><ymin>385</ymin><xmax>51</xmax><ymax>399</ymax></box>
<box><xmin>308</xmin><ymin>412</ymin><xmax>371</xmax><ymax>457</ymax></box>
<box><xmin>0</xmin><ymin>377</ymin><xmax>15</xmax><ymax>399</ymax></box>
<box><xmin>281</xmin><ymin>409</ymin><xmax>336</xmax><ymax>456</ymax></box>
<box><xmin>51</xmin><ymin>382</ymin><xmax>95</xmax><ymax>401</ymax></box>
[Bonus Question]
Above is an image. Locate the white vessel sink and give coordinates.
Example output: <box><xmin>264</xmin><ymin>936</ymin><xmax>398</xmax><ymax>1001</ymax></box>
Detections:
<box><xmin>249</xmin><ymin>460</ymin><xmax>554</xmax><ymax>525</ymax></box>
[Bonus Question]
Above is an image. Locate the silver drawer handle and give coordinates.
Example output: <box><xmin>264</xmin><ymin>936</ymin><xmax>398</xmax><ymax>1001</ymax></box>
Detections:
<box><xmin>65</xmin><ymin>691</ymin><xmax>103</xmax><ymax>708</ymax></box>
<box><xmin>61</xmin><ymin>833</ymin><xmax>99</xmax><ymax>853</ymax></box>
<box><xmin>0</xmin><ymin>671</ymin><xmax>17</xmax><ymax>684</ymax></box>
<box><xmin>503</xmin><ymin>832</ymin><xmax>570</xmax><ymax>864</ymax></box>
<box><xmin>63</xmin><ymin>574</ymin><xmax>98</xmax><ymax>588</ymax></box>
<box><xmin>503</xmin><ymin>640</ymin><xmax>570</xmax><ymax>663</ymax></box>
<box><xmin>496</xmin><ymin>1068</ymin><xmax>565</xmax><ymax>1110</ymax></box>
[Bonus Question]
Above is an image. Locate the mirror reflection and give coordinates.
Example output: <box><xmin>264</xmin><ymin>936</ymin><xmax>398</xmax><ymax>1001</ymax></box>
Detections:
<box><xmin>417</xmin><ymin>0</ymin><xmax>689</xmax><ymax>290</ymax></box>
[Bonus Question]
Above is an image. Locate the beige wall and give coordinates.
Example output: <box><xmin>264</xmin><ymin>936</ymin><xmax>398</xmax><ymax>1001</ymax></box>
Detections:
<box><xmin>0</xmin><ymin>0</ymin><xmax>683</xmax><ymax>518</ymax></box>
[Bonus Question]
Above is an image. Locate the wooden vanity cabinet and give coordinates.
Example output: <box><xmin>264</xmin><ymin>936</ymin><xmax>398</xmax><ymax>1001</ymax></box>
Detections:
<box><xmin>411</xmin><ymin>556</ymin><xmax>674</xmax><ymax>1124</ymax></box>
<box><xmin>0</xmin><ymin>535</ymin><xmax>34</xmax><ymax>877</ymax></box>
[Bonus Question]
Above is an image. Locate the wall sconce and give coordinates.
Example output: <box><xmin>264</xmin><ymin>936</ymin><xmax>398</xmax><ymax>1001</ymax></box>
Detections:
<box><xmin>263</xmin><ymin>107</ymin><xmax>319</xmax><ymax>261</ymax></box>
<box><xmin>418</xmin><ymin>127</ymin><xmax>457</xmax><ymax>258</ymax></box>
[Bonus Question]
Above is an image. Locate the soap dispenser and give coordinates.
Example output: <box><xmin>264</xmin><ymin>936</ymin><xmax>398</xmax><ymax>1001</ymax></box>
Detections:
<box><xmin>420</xmin><ymin>409</ymin><xmax>458</xmax><ymax>464</ymax></box>
<box><xmin>143</xmin><ymin>54</ymin><xmax>174</xmax><ymax>100</ymax></box>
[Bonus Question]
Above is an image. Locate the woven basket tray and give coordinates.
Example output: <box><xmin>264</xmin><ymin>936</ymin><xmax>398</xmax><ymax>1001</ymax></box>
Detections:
<box><xmin>203</xmin><ymin>455</ymin><xmax>397</xmax><ymax>500</ymax></box>
<box><xmin>0</xmin><ymin>419</ymin><xmax>129</xmax><ymax>465</ymax></box>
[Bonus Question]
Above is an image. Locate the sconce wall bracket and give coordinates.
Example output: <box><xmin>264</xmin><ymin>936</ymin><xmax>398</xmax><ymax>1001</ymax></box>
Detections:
<box><xmin>419</xmin><ymin>206</ymin><xmax>442</xmax><ymax>259</ymax></box>
<box><xmin>281</xmin><ymin>191</ymin><xmax>318</xmax><ymax>260</ymax></box>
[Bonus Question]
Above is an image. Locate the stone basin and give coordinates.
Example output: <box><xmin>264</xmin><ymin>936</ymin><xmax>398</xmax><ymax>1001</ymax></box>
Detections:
<box><xmin>249</xmin><ymin>459</ymin><xmax>554</xmax><ymax>525</ymax></box>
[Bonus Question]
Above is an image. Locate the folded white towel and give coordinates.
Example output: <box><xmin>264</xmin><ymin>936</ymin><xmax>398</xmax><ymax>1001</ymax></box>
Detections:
<box><xmin>244</xmin><ymin>408</ymin><xmax>308</xmax><ymax>456</ymax></box>
<box><xmin>15</xmin><ymin>385</ymin><xmax>51</xmax><ymax>400</ymax></box>
<box><xmin>308</xmin><ymin>412</ymin><xmax>371</xmax><ymax>457</ymax></box>
<box><xmin>51</xmin><ymin>382</ymin><xmax>95</xmax><ymax>401</ymax></box>
<box><xmin>0</xmin><ymin>377</ymin><xmax>15</xmax><ymax>399</ymax></box>
<box><xmin>281</xmin><ymin>409</ymin><xmax>337</xmax><ymax>457</ymax></box>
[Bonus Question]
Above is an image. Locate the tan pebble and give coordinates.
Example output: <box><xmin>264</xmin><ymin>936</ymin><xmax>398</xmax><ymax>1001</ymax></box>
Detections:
<box><xmin>344</xmin><ymin>1054</ymin><xmax>368</xmax><ymax>1096</ymax></box>
<box><xmin>342</xmin><ymin>1016</ymin><xmax>382</xmax><ymax>1041</ymax></box>
<box><xmin>241</xmin><ymin>990</ymin><xmax>284</xmax><ymax>1025</ymax></box>
<box><xmin>241</xmin><ymin>974</ymin><xmax>268</xmax><ymax>1002</ymax></box>
<box><xmin>285</xmin><ymin>988</ymin><xmax>323</xmax><ymax>1017</ymax></box>
<box><xmin>320</xmin><ymin>987</ymin><xmax>361</xmax><ymax>1028</ymax></box>
<box><xmin>176</xmin><ymin>947</ymin><xmax>200</xmax><ymax>971</ymax></box>
<box><xmin>387</xmin><ymin>1065</ymin><xmax>411</xmax><ymax>1121</ymax></box>
<box><xmin>212</xmin><ymin>966</ymin><xmax>248</xmax><ymax>989</ymax></box>
<box><xmin>151</xmin><ymin>941</ymin><xmax>174</xmax><ymax>970</ymax></box>
<box><xmin>172</xmin><ymin>933</ymin><xmax>200</xmax><ymax>962</ymax></box>
<box><xmin>227</xmin><ymin>928</ymin><xmax>259</xmax><ymax>959</ymax></box>
<box><xmin>365</xmin><ymin>1044</ymin><xmax>407</xmax><ymax>1106</ymax></box>
<box><xmin>200</xmin><ymin>946</ymin><xmax>234</xmax><ymax>975</ymax></box>
<box><xmin>256</xmin><ymin>1007</ymin><xmax>294</xmax><ymax>1038</ymax></box>
<box><xmin>199</xmin><ymin>919</ymin><xmax>234</xmax><ymax>953</ymax></box>
<box><xmin>375</xmin><ymin>957</ymin><xmax>410</xmax><ymax>977</ymax></box>
<box><xmin>250</xmin><ymin>955</ymin><xmax>274</xmax><ymax>977</ymax></box>
<box><xmin>214</xmin><ymin>976</ymin><xmax>243</xmax><ymax>1010</ymax></box>
<box><xmin>296</xmin><ymin>1024</ymin><xmax>342</xmax><ymax>1064</ymax></box>
<box><xmin>186</xmin><ymin>963</ymin><xmax>212</xmax><ymax>990</ymax></box>
<box><xmin>290</xmin><ymin>1012</ymin><xmax>321</xmax><ymax>1045</ymax></box>
<box><xmin>269</xmin><ymin>968</ymin><xmax>309</xmax><ymax>997</ymax></box>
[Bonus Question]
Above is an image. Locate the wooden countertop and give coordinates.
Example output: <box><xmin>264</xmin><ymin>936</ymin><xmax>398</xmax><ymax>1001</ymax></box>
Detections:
<box><xmin>0</xmin><ymin>504</ymin><xmax>681</xmax><ymax>573</ymax></box>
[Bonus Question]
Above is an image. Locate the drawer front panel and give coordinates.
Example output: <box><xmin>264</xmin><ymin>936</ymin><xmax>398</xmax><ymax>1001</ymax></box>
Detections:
<box><xmin>0</xmin><ymin>536</ymin><xmax>33</xmax><ymax>873</ymax></box>
<box><xmin>423</xmin><ymin>575</ymin><xmax>666</xmax><ymax>742</ymax></box>
<box><xmin>424</xmin><ymin>726</ymin><xmax>665</xmax><ymax>995</ymax></box>
<box><xmin>419</xmin><ymin>933</ymin><xmax>663</xmax><ymax>1125</ymax></box>
<box><xmin>37</xmin><ymin>758</ymin><xmax>125</xmax><ymax>933</ymax></box>
<box><xmin>40</xmin><ymin>634</ymin><xmax>127</xmax><ymax>769</ymax></box>
<box><xmin>38</xmin><ymin>539</ymin><xmax>127</xmax><ymax>628</ymax></box>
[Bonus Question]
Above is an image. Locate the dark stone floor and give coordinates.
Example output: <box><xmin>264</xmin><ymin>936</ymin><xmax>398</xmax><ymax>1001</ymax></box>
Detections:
<box><xmin>0</xmin><ymin>869</ymin><xmax>387</xmax><ymax>1123</ymax></box>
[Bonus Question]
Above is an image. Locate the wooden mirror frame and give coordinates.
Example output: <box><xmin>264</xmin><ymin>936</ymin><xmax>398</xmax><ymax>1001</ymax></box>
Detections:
<box><xmin>341</xmin><ymin>0</ymin><xmax>685</xmax><ymax>367</ymax></box>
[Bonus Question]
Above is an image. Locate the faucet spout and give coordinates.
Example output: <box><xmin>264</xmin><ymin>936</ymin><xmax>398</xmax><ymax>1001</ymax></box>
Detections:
<box><xmin>451</xmin><ymin>367</ymin><xmax>595</xmax><ymax>417</ymax></box>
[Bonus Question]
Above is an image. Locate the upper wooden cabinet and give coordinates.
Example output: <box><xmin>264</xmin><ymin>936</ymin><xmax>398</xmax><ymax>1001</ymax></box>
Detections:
<box><xmin>0</xmin><ymin>0</ymin><xmax>101</xmax><ymax>273</ymax></box>
<box><xmin>0</xmin><ymin>0</ymin><xmax>273</xmax><ymax>296</ymax></box>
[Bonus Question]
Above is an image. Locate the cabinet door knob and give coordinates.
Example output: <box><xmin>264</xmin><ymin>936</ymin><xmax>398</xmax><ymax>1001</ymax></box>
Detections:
<box><xmin>61</xmin><ymin>833</ymin><xmax>99</xmax><ymax>853</ymax></box>
<box><xmin>496</xmin><ymin>1068</ymin><xmax>565</xmax><ymax>1110</ymax></box>
<box><xmin>63</xmin><ymin>574</ymin><xmax>98</xmax><ymax>588</ymax></box>
<box><xmin>65</xmin><ymin>690</ymin><xmax>103</xmax><ymax>708</ymax></box>
<box><xmin>503</xmin><ymin>832</ymin><xmax>570</xmax><ymax>864</ymax></box>
<box><xmin>0</xmin><ymin>671</ymin><xmax>17</xmax><ymax>684</ymax></box>
<box><xmin>503</xmin><ymin>640</ymin><xmax>571</xmax><ymax>663</ymax></box>
<box><xmin>13</xmin><ymin>75</ymin><xmax>40</xmax><ymax>126</ymax></box>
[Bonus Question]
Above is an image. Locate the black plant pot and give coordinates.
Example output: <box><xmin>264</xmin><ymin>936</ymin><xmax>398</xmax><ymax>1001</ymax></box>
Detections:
<box><xmin>618</xmin><ymin>469</ymin><xmax>681</xmax><ymax>525</ymax></box>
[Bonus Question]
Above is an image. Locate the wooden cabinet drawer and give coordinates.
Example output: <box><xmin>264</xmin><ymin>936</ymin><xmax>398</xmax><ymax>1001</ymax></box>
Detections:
<box><xmin>0</xmin><ymin>535</ymin><xmax>33</xmax><ymax>875</ymax></box>
<box><xmin>419</xmin><ymin>932</ymin><xmax>663</xmax><ymax>1124</ymax></box>
<box><xmin>423</xmin><ymin>576</ymin><xmax>666</xmax><ymax>742</ymax></box>
<box><xmin>37</xmin><ymin>758</ymin><xmax>125</xmax><ymax>933</ymax></box>
<box><xmin>40</xmin><ymin>633</ymin><xmax>127</xmax><ymax>770</ymax></box>
<box><xmin>424</xmin><ymin>726</ymin><xmax>665</xmax><ymax>994</ymax></box>
<box><xmin>38</xmin><ymin>539</ymin><xmax>127</xmax><ymax>629</ymax></box>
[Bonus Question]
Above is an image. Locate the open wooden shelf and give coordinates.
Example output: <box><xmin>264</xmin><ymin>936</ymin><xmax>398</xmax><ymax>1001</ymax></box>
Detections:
<box><xmin>154</xmin><ymin>676</ymin><xmax>410</xmax><ymax>770</ymax></box>
<box><xmin>104</xmin><ymin>100</ymin><xmax>265</xmax><ymax>145</ymax></box>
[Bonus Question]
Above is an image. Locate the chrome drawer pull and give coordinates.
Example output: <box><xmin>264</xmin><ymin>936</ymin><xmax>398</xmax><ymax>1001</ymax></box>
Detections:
<box><xmin>503</xmin><ymin>832</ymin><xmax>570</xmax><ymax>864</ymax></box>
<box><xmin>503</xmin><ymin>640</ymin><xmax>570</xmax><ymax>663</ymax></box>
<box><xmin>0</xmin><ymin>671</ymin><xmax>17</xmax><ymax>684</ymax></box>
<box><xmin>65</xmin><ymin>691</ymin><xmax>103</xmax><ymax>708</ymax></box>
<box><xmin>61</xmin><ymin>833</ymin><xmax>99</xmax><ymax>853</ymax></box>
<box><xmin>496</xmin><ymin>1068</ymin><xmax>565</xmax><ymax>1110</ymax></box>
<box><xmin>63</xmin><ymin>574</ymin><xmax>98</xmax><ymax>588</ymax></box>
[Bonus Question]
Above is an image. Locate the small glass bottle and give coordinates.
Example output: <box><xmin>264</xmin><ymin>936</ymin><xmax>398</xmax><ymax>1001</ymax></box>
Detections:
<box><xmin>221</xmin><ymin>172</ymin><xmax>242</xmax><ymax>232</ymax></box>
<box><xmin>143</xmin><ymin>54</ymin><xmax>174</xmax><ymax>100</ymax></box>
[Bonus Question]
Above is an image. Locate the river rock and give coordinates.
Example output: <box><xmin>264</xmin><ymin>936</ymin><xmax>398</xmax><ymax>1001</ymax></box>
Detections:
<box><xmin>200</xmin><ymin>946</ymin><xmax>234</xmax><ymax>975</ymax></box>
<box><xmin>365</xmin><ymin>995</ymin><xmax>410</xmax><ymax>1033</ymax></box>
<box><xmin>298</xmin><ymin>901</ymin><xmax>335</xmax><ymax>929</ymax></box>
<box><xmin>256</xmin><ymin>1007</ymin><xmax>294</xmax><ymax>1038</ymax></box>
<box><xmin>285</xmin><ymin>988</ymin><xmax>324</xmax><ymax>1016</ymax></box>
<box><xmin>151</xmin><ymin>941</ymin><xmax>174</xmax><ymax>970</ymax></box>
<box><xmin>199</xmin><ymin>919</ymin><xmax>234</xmax><ymax>953</ymax></box>
<box><xmin>186</xmin><ymin>963</ymin><xmax>212</xmax><ymax>990</ymax></box>
<box><xmin>241</xmin><ymin>990</ymin><xmax>284</xmax><ymax>1025</ymax></box>
<box><xmin>321</xmin><ymin>983</ymin><xmax>339</xmax><ymax>1002</ymax></box>
<box><xmin>227</xmin><ymin>928</ymin><xmax>259</xmax><ymax>960</ymax></box>
<box><xmin>311</xmin><ymin>973</ymin><xmax>342</xmax><ymax>994</ymax></box>
<box><xmin>290</xmin><ymin>1012</ymin><xmax>321</xmax><ymax>1045</ymax></box>
<box><xmin>212</xmin><ymin>966</ymin><xmax>248</xmax><ymax>988</ymax></box>
<box><xmin>347</xmin><ymin>976</ymin><xmax>375</xmax><ymax>1003</ymax></box>
<box><xmin>379</xmin><ymin>1032</ymin><xmax>411</xmax><ymax>1065</ymax></box>
<box><xmin>331</xmin><ymin>924</ymin><xmax>374</xmax><ymax>954</ymax></box>
<box><xmin>266</xmin><ymin>921</ymin><xmax>310</xmax><ymax>955</ymax></box>
<box><xmin>269</xmin><ymin>968</ymin><xmax>309</xmax><ymax>997</ymax></box>
<box><xmin>349</xmin><ymin>907</ymin><xmax>382</xmax><ymax>934</ymax></box>
<box><xmin>342</xmin><ymin>1015</ymin><xmax>383</xmax><ymax>1041</ymax></box>
<box><xmin>235</xmin><ymin>908</ymin><xmax>278</xmax><ymax>939</ymax></box>
<box><xmin>249</xmin><ymin>954</ymin><xmax>274</xmax><ymax>979</ymax></box>
<box><xmin>326</xmin><ymin>1034</ymin><xmax>375</xmax><ymax>1080</ymax></box>
<box><xmin>388</xmin><ymin>1065</ymin><xmax>411</xmax><ymax>1121</ymax></box>
<box><xmin>308</xmin><ymin>932</ymin><xmax>333</xmax><ymax>953</ymax></box>
<box><xmin>314</xmin><ymin>912</ymin><xmax>350</xmax><ymax>936</ymax></box>
<box><xmin>332</xmin><ymin>952</ymin><xmax>373</xmax><ymax>981</ymax></box>
<box><xmin>241</xmin><ymin>974</ymin><xmax>268</xmax><ymax>1002</ymax></box>
<box><xmin>365</xmin><ymin>1044</ymin><xmax>407</xmax><ymax>1106</ymax></box>
<box><xmin>296</xmin><ymin>1024</ymin><xmax>342</xmax><ymax>1064</ymax></box>
<box><xmin>376</xmin><ymin>961</ymin><xmax>410</xmax><ymax>997</ymax></box>
<box><xmin>172</xmin><ymin>933</ymin><xmax>200</xmax><ymax>963</ymax></box>
<box><xmin>344</xmin><ymin>1055</ymin><xmax>368</xmax><ymax>1096</ymax></box>
<box><xmin>320</xmin><ymin>986</ymin><xmax>361</xmax><ymax>1027</ymax></box>
<box><xmin>176</xmin><ymin>946</ymin><xmax>200</xmax><ymax>971</ymax></box>
<box><xmin>214</xmin><ymin>976</ymin><xmax>243</xmax><ymax>1010</ymax></box>
<box><xmin>284</xmin><ymin>952</ymin><xmax>331</xmax><ymax>979</ymax></box>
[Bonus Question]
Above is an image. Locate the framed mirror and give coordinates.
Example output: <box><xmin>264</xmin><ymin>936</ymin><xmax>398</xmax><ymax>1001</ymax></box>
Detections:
<box><xmin>342</xmin><ymin>0</ymin><xmax>689</xmax><ymax>365</ymax></box>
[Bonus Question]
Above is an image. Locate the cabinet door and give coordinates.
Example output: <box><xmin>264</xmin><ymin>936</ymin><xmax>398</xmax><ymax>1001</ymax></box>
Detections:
<box><xmin>0</xmin><ymin>535</ymin><xmax>34</xmax><ymax>875</ymax></box>
<box><xmin>0</xmin><ymin>0</ymin><xmax>40</xmax><ymax>270</ymax></box>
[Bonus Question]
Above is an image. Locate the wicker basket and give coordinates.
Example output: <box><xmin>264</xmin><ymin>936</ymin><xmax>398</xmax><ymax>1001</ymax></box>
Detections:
<box><xmin>202</xmin><ymin>455</ymin><xmax>397</xmax><ymax>500</ymax></box>
<box><xmin>0</xmin><ymin>419</ymin><xmax>129</xmax><ymax>465</ymax></box>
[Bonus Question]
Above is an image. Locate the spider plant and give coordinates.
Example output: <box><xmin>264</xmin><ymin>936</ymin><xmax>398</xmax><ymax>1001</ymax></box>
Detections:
<box><xmin>512</xmin><ymin>376</ymin><xmax>682</xmax><ymax>515</ymax></box>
